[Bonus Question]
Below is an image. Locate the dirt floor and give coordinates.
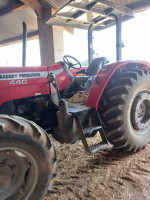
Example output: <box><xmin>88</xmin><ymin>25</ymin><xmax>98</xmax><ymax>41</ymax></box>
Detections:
<box><xmin>46</xmin><ymin>134</ymin><xmax>150</xmax><ymax>200</ymax></box>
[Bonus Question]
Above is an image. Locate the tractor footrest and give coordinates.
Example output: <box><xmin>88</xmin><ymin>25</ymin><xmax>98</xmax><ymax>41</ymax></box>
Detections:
<box><xmin>90</xmin><ymin>142</ymin><xmax>108</xmax><ymax>153</ymax></box>
<box><xmin>83</xmin><ymin>126</ymin><xmax>102</xmax><ymax>135</ymax></box>
<box><xmin>69</xmin><ymin>104</ymin><xmax>108</xmax><ymax>154</ymax></box>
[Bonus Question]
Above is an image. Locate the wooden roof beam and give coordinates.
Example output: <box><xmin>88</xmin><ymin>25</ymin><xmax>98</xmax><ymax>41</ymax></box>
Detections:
<box><xmin>20</xmin><ymin>0</ymin><xmax>43</xmax><ymax>10</ymax></box>
<box><xmin>96</xmin><ymin>0</ymin><xmax>134</xmax><ymax>16</ymax></box>
<box><xmin>57</xmin><ymin>10</ymin><xmax>85</xmax><ymax>19</ymax></box>
<box><xmin>128</xmin><ymin>0</ymin><xmax>150</xmax><ymax>11</ymax></box>
<box><xmin>13</xmin><ymin>5</ymin><xmax>28</xmax><ymax>12</ymax></box>
<box><xmin>56</xmin><ymin>13</ymin><xmax>76</xmax><ymax>20</ymax></box>
<box><xmin>0</xmin><ymin>31</ymin><xmax>38</xmax><ymax>46</ymax></box>
<box><xmin>55</xmin><ymin>12</ymin><xmax>105</xmax><ymax>26</ymax></box>
<box><xmin>20</xmin><ymin>0</ymin><xmax>44</xmax><ymax>17</ymax></box>
<box><xmin>68</xmin><ymin>3</ymin><xmax>108</xmax><ymax>17</ymax></box>
<box><xmin>0</xmin><ymin>2</ymin><xmax>24</xmax><ymax>16</ymax></box>
<box><xmin>93</xmin><ymin>15</ymin><xmax>113</xmax><ymax>24</ymax></box>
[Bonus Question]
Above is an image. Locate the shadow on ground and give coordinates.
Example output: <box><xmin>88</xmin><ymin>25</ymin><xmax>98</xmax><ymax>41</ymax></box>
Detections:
<box><xmin>46</xmin><ymin>135</ymin><xmax>150</xmax><ymax>200</ymax></box>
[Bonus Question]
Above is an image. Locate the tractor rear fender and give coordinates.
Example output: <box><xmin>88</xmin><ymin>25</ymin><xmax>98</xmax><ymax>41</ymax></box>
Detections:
<box><xmin>86</xmin><ymin>61</ymin><xmax>150</xmax><ymax>110</ymax></box>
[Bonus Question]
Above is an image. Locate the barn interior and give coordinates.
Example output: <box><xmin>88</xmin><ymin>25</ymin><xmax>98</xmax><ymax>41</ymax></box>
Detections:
<box><xmin>0</xmin><ymin>1</ymin><xmax>150</xmax><ymax>200</ymax></box>
<box><xmin>0</xmin><ymin>0</ymin><xmax>150</xmax><ymax>65</ymax></box>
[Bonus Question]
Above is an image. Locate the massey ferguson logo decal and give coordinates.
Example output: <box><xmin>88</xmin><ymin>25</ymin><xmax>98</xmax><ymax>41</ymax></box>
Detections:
<box><xmin>0</xmin><ymin>73</ymin><xmax>40</xmax><ymax>79</ymax></box>
<box><xmin>0</xmin><ymin>69</ymin><xmax>63</xmax><ymax>80</ymax></box>
<box><xmin>0</xmin><ymin>74</ymin><xmax>17</xmax><ymax>79</ymax></box>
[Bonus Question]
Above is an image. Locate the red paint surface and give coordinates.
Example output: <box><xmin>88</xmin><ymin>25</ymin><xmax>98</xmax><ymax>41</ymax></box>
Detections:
<box><xmin>1</xmin><ymin>61</ymin><xmax>150</xmax><ymax>109</ymax></box>
<box><xmin>47</xmin><ymin>64</ymin><xmax>71</xmax><ymax>91</ymax></box>
<box><xmin>0</xmin><ymin>63</ymin><xmax>72</xmax><ymax>106</ymax></box>
<box><xmin>0</xmin><ymin>67</ymin><xmax>48</xmax><ymax>106</ymax></box>
<box><xmin>86</xmin><ymin>61</ymin><xmax>150</xmax><ymax>110</ymax></box>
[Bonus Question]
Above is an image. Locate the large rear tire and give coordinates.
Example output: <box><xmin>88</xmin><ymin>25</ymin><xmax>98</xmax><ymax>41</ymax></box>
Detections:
<box><xmin>0</xmin><ymin>115</ymin><xmax>57</xmax><ymax>200</ymax></box>
<box><xmin>99</xmin><ymin>68</ymin><xmax>150</xmax><ymax>152</ymax></box>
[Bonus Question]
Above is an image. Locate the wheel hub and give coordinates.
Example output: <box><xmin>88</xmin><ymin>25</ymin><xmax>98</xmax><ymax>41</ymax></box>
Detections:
<box><xmin>0</xmin><ymin>164</ymin><xmax>12</xmax><ymax>191</ymax></box>
<box><xmin>0</xmin><ymin>149</ymin><xmax>28</xmax><ymax>199</ymax></box>
<box><xmin>131</xmin><ymin>92</ymin><xmax>150</xmax><ymax>132</ymax></box>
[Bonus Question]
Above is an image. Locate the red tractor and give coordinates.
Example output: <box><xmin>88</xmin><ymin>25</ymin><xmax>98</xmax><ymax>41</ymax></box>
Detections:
<box><xmin>1</xmin><ymin>1</ymin><xmax>150</xmax><ymax>200</ymax></box>
<box><xmin>0</xmin><ymin>55</ymin><xmax>150</xmax><ymax>199</ymax></box>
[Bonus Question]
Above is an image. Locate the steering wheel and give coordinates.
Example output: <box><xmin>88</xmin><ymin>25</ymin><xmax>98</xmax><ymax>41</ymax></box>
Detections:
<box><xmin>63</xmin><ymin>55</ymin><xmax>81</xmax><ymax>69</ymax></box>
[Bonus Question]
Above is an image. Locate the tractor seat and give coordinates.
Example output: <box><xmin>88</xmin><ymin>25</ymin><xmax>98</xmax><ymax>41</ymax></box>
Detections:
<box><xmin>74</xmin><ymin>57</ymin><xmax>108</xmax><ymax>84</ymax></box>
<box><xmin>86</xmin><ymin>57</ymin><xmax>108</xmax><ymax>75</ymax></box>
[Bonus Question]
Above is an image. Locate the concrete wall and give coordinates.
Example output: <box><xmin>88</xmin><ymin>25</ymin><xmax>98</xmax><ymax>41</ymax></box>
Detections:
<box><xmin>53</xmin><ymin>26</ymin><xmax>64</xmax><ymax>62</ymax></box>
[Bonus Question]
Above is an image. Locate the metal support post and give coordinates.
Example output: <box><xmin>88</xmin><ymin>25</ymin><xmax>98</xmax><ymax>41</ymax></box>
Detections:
<box><xmin>88</xmin><ymin>24</ymin><xmax>95</xmax><ymax>64</ymax></box>
<box><xmin>110</xmin><ymin>14</ymin><xmax>123</xmax><ymax>61</ymax></box>
<box><xmin>22</xmin><ymin>22</ymin><xmax>27</xmax><ymax>67</ymax></box>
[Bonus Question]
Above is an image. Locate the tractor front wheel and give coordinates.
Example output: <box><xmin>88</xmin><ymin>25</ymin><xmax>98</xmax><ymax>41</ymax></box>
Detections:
<box><xmin>0</xmin><ymin>115</ymin><xmax>57</xmax><ymax>200</ymax></box>
<box><xmin>99</xmin><ymin>68</ymin><xmax>150</xmax><ymax>152</ymax></box>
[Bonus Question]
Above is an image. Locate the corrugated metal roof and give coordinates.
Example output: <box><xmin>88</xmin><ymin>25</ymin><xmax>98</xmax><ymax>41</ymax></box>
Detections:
<box><xmin>0</xmin><ymin>0</ymin><xmax>150</xmax><ymax>45</ymax></box>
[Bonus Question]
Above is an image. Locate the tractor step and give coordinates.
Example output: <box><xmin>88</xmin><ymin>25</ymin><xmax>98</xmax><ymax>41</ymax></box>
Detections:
<box><xmin>90</xmin><ymin>142</ymin><xmax>108</xmax><ymax>153</ymax></box>
<box><xmin>79</xmin><ymin>125</ymin><xmax>108</xmax><ymax>154</ymax></box>
<box><xmin>68</xmin><ymin>102</ymin><xmax>109</xmax><ymax>154</ymax></box>
<box><xmin>83</xmin><ymin>126</ymin><xmax>102</xmax><ymax>135</ymax></box>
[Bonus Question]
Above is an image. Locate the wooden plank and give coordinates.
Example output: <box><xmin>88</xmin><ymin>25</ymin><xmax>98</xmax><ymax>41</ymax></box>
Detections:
<box><xmin>69</xmin><ymin>4</ymin><xmax>107</xmax><ymax>17</ymax></box>
<box><xmin>63</xmin><ymin>27</ymin><xmax>74</xmax><ymax>34</ymax></box>
<box><xmin>51</xmin><ymin>0</ymin><xmax>72</xmax><ymax>17</ymax></box>
<box><xmin>129</xmin><ymin>0</ymin><xmax>150</xmax><ymax>11</ymax></box>
<box><xmin>56</xmin><ymin>13</ymin><xmax>75</xmax><ymax>19</ymax></box>
<box><xmin>0</xmin><ymin>2</ymin><xmax>24</xmax><ymax>16</ymax></box>
<box><xmin>52</xmin><ymin>17</ymin><xmax>105</xmax><ymax>27</ymax></box>
<box><xmin>20</xmin><ymin>0</ymin><xmax>42</xmax><ymax>10</ymax></box>
<box><xmin>55</xmin><ymin>2</ymin><xmax>114</xmax><ymax>26</ymax></box>
<box><xmin>93</xmin><ymin>16</ymin><xmax>113</xmax><ymax>24</ymax></box>
<box><xmin>96</xmin><ymin>0</ymin><xmax>134</xmax><ymax>16</ymax></box>
<box><xmin>55</xmin><ymin>13</ymin><xmax>105</xmax><ymax>26</ymax></box>
<box><xmin>52</xmin><ymin>8</ymin><xmax>57</xmax><ymax>15</ymax></box>
<box><xmin>20</xmin><ymin>0</ymin><xmax>43</xmax><ymax>17</ymax></box>
<box><xmin>49</xmin><ymin>21</ymin><xmax>89</xmax><ymax>29</ymax></box>
<box><xmin>0</xmin><ymin>31</ymin><xmax>38</xmax><ymax>46</ymax></box>
<box><xmin>13</xmin><ymin>5</ymin><xmax>27</xmax><ymax>12</ymax></box>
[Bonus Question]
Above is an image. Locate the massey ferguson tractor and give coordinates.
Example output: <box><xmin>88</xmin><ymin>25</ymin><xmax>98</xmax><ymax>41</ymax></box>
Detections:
<box><xmin>1</xmin><ymin>1</ymin><xmax>150</xmax><ymax>200</ymax></box>
<box><xmin>1</xmin><ymin>56</ymin><xmax>150</xmax><ymax>200</ymax></box>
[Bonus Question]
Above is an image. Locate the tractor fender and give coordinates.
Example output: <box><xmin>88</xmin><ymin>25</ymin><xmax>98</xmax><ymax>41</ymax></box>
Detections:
<box><xmin>86</xmin><ymin>60</ymin><xmax>150</xmax><ymax>110</ymax></box>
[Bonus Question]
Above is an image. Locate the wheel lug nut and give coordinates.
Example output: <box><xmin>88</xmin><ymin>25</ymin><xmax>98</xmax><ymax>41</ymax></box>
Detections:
<box><xmin>11</xmin><ymin>174</ymin><xmax>15</xmax><ymax>179</ymax></box>
<box><xmin>6</xmin><ymin>150</ymin><xmax>10</xmax><ymax>155</ymax></box>
<box><xmin>18</xmin><ymin>187</ymin><xmax>24</xmax><ymax>194</ymax></box>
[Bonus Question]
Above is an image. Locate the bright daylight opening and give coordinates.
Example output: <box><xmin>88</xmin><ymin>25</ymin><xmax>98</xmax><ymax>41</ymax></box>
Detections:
<box><xmin>0</xmin><ymin>8</ymin><xmax>150</xmax><ymax>66</ymax></box>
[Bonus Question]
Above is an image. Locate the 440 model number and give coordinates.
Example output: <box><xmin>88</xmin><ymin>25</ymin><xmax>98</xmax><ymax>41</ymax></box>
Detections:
<box><xmin>10</xmin><ymin>80</ymin><xmax>27</xmax><ymax>85</ymax></box>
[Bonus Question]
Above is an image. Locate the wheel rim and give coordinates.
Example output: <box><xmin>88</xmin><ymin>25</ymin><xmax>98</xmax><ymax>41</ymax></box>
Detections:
<box><xmin>131</xmin><ymin>91</ymin><xmax>150</xmax><ymax>134</ymax></box>
<box><xmin>0</xmin><ymin>146</ymin><xmax>39</xmax><ymax>200</ymax></box>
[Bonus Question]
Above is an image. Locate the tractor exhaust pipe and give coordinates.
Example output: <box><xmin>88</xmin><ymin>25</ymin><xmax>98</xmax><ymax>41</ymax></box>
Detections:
<box><xmin>22</xmin><ymin>22</ymin><xmax>27</xmax><ymax>67</ymax></box>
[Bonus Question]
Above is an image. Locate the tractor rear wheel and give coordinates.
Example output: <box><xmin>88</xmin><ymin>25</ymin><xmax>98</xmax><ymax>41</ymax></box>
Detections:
<box><xmin>0</xmin><ymin>115</ymin><xmax>57</xmax><ymax>200</ymax></box>
<box><xmin>99</xmin><ymin>68</ymin><xmax>150</xmax><ymax>152</ymax></box>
